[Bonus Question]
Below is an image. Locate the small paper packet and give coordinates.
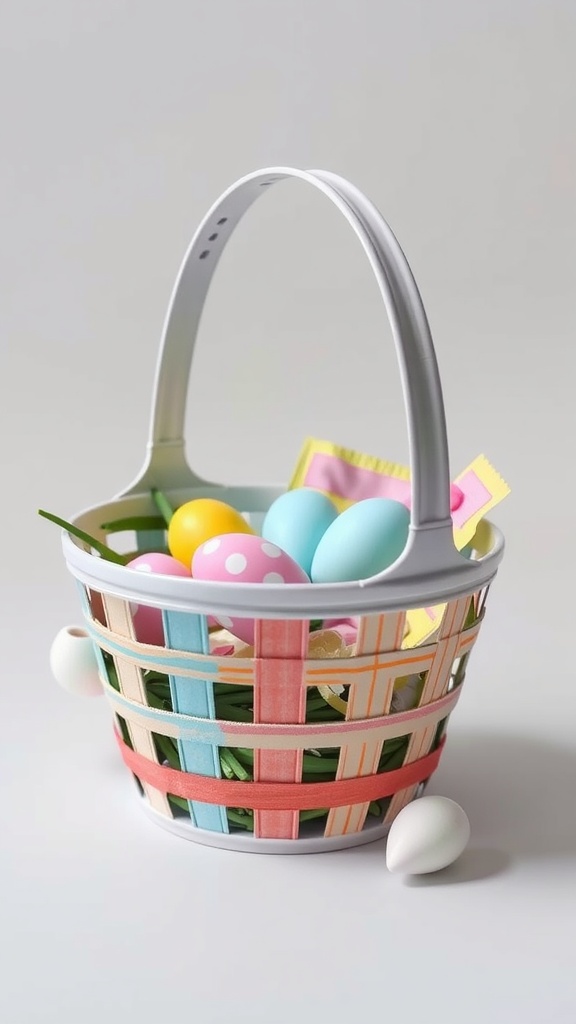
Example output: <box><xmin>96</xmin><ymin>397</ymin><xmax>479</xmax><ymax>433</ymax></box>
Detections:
<box><xmin>289</xmin><ymin>437</ymin><xmax>510</xmax><ymax>648</ymax></box>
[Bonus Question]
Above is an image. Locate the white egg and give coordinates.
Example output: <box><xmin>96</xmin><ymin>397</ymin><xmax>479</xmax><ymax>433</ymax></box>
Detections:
<box><xmin>386</xmin><ymin>796</ymin><xmax>470</xmax><ymax>874</ymax></box>
<box><xmin>50</xmin><ymin>625</ymin><xmax>103</xmax><ymax>697</ymax></box>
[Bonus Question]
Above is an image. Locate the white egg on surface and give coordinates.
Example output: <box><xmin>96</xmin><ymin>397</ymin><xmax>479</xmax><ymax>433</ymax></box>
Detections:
<box><xmin>49</xmin><ymin>625</ymin><xmax>103</xmax><ymax>697</ymax></box>
<box><xmin>386</xmin><ymin>796</ymin><xmax>470</xmax><ymax>874</ymax></box>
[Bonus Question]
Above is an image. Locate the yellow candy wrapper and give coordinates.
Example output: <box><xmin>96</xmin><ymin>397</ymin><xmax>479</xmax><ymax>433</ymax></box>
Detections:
<box><xmin>289</xmin><ymin>437</ymin><xmax>510</xmax><ymax>648</ymax></box>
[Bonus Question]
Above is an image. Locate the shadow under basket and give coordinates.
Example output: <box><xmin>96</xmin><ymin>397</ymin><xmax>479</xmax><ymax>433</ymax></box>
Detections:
<box><xmin>58</xmin><ymin>166</ymin><xmax>505</xmax><ymax>853</ymax></box>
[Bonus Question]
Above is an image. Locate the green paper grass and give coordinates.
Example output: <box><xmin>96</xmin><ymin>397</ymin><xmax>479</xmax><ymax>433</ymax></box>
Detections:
<box><xmin>151</xmin><ymin>488</ymin><xmax>174</xmax><ymax>526</ymax></box>
<box><xmin>38</xmin><ymin>509</ymin><xmax>127</xmax><ymax>565</ymax></box>
<box><xmin>100</xmin><ymin>515</ymin><xmax>167</xmax><ymax>533</ymax></box>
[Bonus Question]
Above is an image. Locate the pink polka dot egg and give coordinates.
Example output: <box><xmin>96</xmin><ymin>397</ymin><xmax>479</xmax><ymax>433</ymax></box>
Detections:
<box><xmin>192</xmin><ymin>533</ymin><xmax>309</xmax><ymax>645</ymax></box>
<box><xmin>127</xmin><ymin>552</ymin><xmax>191</xmax><ymax>646</ymax></box>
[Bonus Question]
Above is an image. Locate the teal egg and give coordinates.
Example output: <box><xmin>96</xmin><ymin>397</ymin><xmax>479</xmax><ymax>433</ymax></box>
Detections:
<box><xmin>262</xmin><ymin>488</ymin><xmax>338</xmax><ymax>575</ymax></box>
<box><xmin>310</xmin><ymin>498</ymin><xmax>410</xmax><ymax>583</ymax></box>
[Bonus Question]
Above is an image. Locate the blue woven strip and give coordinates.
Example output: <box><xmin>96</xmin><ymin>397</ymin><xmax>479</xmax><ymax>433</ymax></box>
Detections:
<box><xmin>162</xmin><ymin>610</ymin><xmax>229</xmax><ymax>833</ymax></box>
<box><xmin>83</xmin><ymin>622</ymin><xmax>221</xmax><ymax>676</ymax></box>
<box><xmin>102</xmin><ymin>680</ymin><xmax>227</xmax><ymax>743</ymax></box>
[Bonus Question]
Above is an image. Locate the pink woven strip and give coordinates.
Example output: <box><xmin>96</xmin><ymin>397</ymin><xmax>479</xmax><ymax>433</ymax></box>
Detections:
<box><xmin>115</xmin><ymin>730</ymin><xmax>446</xmax><ymax>811</ymax></box>
<box><xmin>253</xmin><ymin>620</ymin><xmax>308</xmax><ymax>839</ymax></box>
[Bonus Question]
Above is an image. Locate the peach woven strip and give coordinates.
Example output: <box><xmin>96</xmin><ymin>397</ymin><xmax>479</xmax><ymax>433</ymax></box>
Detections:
<box><xmin>85</xmin><ymin>612</ymin><xmax>481</xmax><ymax>688</ymax></box>
<box><xmin>325</xmin><ymin>612</ymin><xmax>406</xmax><ymax>837</ymax></box>
<box><xmin>101</xmin><ymin>594</ymin><xmax>172</xmax><ymax>818</ymax></box>
<box><xmin>101</xmin><ymin>672</ymin><xmax>464</xmax><ymax>749</ymax></box>
<box><xmin>419</xmin><ymin>595</ymin><xmax>472</xmax><ymax>704</ymax></box>
<box><xmin>384</xmin><ymin>595</ymin><xmax>472</xmax><ymax>823</ymax></box>
<box><xmin>253</xmin><ymin>620</ymin><xmax>308</xmax><ymax>840</ymax></box>
<box><xmin>115</xmin><ymin>729</ymin><xmax>446</xmax><ymax>811</ymax></box>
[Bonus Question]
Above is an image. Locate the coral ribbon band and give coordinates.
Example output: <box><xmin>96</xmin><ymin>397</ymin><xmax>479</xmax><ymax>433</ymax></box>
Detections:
<box><xmin>115</xmin><ymin>729</ymin><xmax>445</xmax><ymax>811</ymax></box>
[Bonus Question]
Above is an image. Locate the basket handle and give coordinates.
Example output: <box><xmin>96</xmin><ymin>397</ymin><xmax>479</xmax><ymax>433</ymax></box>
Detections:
<box><xmin>125</xmin><ymin>167</ymin><xmax>467</xmax><ymax>580</ymax></box>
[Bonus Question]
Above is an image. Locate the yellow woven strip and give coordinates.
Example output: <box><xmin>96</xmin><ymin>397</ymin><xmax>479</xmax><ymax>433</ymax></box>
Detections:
<box><xmin>101</xmin><ymin>594</ymin><xmax>172</xmax><ymax>818</ymax></box>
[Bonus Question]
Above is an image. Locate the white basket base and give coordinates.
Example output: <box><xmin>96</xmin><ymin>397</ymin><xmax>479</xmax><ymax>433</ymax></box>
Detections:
<box><xmin>140</xmin><ymin>800</ymin><xmax>391</xmax><ymax>854</ymax></box>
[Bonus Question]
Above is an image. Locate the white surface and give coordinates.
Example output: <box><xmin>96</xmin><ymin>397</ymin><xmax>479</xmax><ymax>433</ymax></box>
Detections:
<box><xmin>1</xmin><ymin>2</ymin><xmax>576</xmax><ymax>1022</ymax></box>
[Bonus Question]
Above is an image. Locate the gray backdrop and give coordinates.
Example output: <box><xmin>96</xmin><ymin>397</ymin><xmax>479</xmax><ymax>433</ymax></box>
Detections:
<box><xmin>1</xmin><ymin>2</ymin><xmax>575</xmax><ymax>1022</ymax></box>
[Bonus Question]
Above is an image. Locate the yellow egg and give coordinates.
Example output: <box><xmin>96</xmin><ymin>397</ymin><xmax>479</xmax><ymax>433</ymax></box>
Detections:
<box><xmin>168</xmin><ymin>498</ymin><xmax>254</xmax><ymax>568</ymax></box>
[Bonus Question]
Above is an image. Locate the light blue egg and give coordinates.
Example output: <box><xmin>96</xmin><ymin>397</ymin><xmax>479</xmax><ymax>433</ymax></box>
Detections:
<box><xmin>311</xmin><ymin>498</ymin><xmax>410</xmax><ymax>583</ymax></box>
<box><xmin>262</xmin><ymin>488</ymin><xmax>338</xmax><ymax>575</ymax></box>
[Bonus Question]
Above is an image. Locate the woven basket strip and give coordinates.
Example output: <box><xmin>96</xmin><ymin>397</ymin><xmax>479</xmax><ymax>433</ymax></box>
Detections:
<box><xmin>86</xmin><ymin>613</ymin><xmax>481</xmax><ymax>686</ymax></box>
<box><xmin>86</xmin><ymin>616</ymin><xmax>242</xmax><ymax>680</ymax></box>
<box><xmin>162</xmin><ymin>610</ymin><xmax>228</xmax><ymax>834</ymax></box>
<box><xmin>75</xmin><ymin>583</ymin><xmax>111</xmax><ymax>683</ymax></box>
<box><xmin>384</xmin><ymin>594</ymin><xmax>473</xmax><ymax>823</ymax></box>
<box><xmin>420</xmin><ymin>595</ymin><xmax>472</xmax><ymax>704</ymax></box>
<box><xmin>325</xmin><ymin>611</ymin><xmax>405</xmax><ymax>837</ymax></box>
<box><xmin>253</xmin><ymin>619</ymin><xmax>309</xmax><ymax>840</ymax></box>
<box><xmin>475</xmin><ymin>584</ymin><xmax>490</xmax><ymax>619</ymax></box>
<box><xmin>101</xmin><ymin>593</ymin><xmax>172</xmax><ymax>817</ymax></box>
<box><xmin>103</xmin><ymin>673</ymin><xmax>464</xmax><ymax>749</ymax></box>
<box><xmin>115</xmin><ymin>729</ymin><xmax>446</xmax><ymax>809</ymax></box>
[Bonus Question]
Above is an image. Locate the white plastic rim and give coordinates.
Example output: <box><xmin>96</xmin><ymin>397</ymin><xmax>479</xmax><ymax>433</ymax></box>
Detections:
<box><xmin>62</xmin><ymin>166</ymin><xmax>505</xmax><ymax>616</ymax></box>
<box><xmin>63</xmin><ymin>495</ymin><xmax>503</xmax><ymax>618</ymax></box>
<box><xmin>140</xmin><ymin>798</ymin><xmax>392</xmax><ymax>854</ymax></box>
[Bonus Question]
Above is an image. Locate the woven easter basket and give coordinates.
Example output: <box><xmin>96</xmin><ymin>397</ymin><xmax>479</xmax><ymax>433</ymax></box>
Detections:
<box><xmin>60</xmin><ymin>167</ymin><xmax>504</xmax><ymax>853</ymax></box>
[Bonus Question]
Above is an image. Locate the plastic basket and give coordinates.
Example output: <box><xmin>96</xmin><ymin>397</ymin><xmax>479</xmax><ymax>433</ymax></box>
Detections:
<box><xmin>60</xmin><ymin>166</ymin><xmax>505</xmax><ymax>853</ymax></box>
